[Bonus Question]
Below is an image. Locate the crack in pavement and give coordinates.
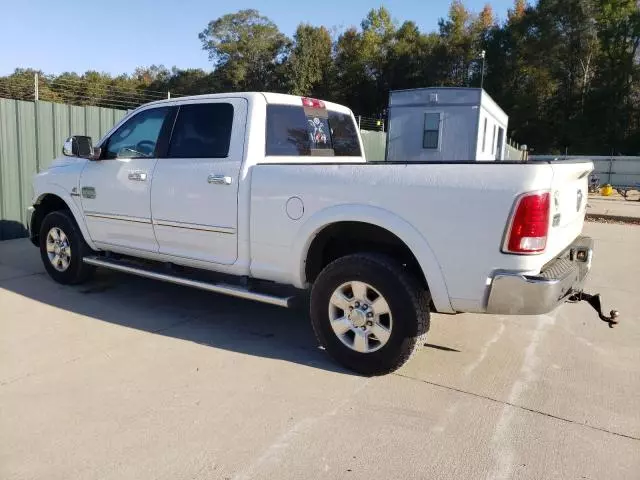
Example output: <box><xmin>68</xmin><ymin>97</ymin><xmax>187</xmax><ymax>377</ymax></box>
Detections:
<box><xmin>393</xmin><ymin>373</ymin><xmax>640</xmax><ymax>442</ymax></box>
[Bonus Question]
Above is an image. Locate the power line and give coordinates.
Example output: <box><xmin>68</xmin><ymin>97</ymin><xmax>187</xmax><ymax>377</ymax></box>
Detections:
<box><xmin>43</xmin><ymin>80</ymin><xmax>168</xmax><ymax>101</ymax></box>
<box><xmin>37</xmin><ymin>76</ymin><xmax>173</xmax><ymax>95</ymax></box>
<box><xmin>1</xmin><ymin>77</ymin><xmax>171</xmax><ymax>103</ymax></box>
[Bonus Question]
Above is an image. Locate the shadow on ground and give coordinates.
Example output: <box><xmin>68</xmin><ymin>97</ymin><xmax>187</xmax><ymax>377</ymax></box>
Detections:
<box><xmin>0</xmin><ymin>220</ymin><xmax>28</xmax><ymax>241</ymax></box>
<box><xmin>1</xmin><ymin>241</ymin><xmax>461</xmax><ymax>375</ymax></box>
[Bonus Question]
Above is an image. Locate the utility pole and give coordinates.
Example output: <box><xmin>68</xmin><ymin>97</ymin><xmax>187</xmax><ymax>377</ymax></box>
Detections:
<box><xmin>480</xmin><ymin>50</ymin><xmax>486</xmax><ymax>91</ymax></box>
<box><xmin>34</xmin><ymin>72</ymin><xmax>39</xmax><ymax>101</ymax></box>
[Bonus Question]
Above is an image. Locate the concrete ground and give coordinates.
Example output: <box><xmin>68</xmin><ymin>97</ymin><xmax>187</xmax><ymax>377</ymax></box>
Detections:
<box><xmin>587</xmin><ymin>195</ymin><xmax>640</xmax><ymax>220</ymax></box>
<box><xmin>1</xmin><ymin>223</ymin><xmax>639</xmax><ymax>480</ymax></box>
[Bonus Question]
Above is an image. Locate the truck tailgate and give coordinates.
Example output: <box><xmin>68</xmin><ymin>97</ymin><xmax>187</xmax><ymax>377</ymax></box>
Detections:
<box><xmin>545</xmin><ymin>161</ymin><xmax>593</xmax><ymax>259</ymax></box>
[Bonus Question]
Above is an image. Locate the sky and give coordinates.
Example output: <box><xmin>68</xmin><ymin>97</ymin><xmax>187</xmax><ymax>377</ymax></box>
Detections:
<box><xmin>1</xmin><ymin>0</ymin><xmax>515</xmax><ymax>76</ymax></box>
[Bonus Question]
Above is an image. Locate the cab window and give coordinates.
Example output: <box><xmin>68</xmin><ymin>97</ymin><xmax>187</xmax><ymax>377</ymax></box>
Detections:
<box><xmin>168</xmin><ymin>103</ymin><xmax>234</xmax><ymax>159</ymax></box>
<box><xmin>266</xmin><ymin>105</ymin><xmax>361</xmax><ymax>157</ymax></box>
<box><xmin>104</xmin><ymin>107</ymin><xmax>171</xmax><ymax>159</ymax></box>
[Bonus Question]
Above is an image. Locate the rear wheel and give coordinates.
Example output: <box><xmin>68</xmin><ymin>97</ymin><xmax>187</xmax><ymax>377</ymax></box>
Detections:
<box><xmin>310</xmin><ymin>253</ymin><xmax>430</xmax><ymax>375</ymax></box>
<box><xmin>39</xmin><ymin>210</ymin><xmax>95</xmax><ymax>284</ymax></box>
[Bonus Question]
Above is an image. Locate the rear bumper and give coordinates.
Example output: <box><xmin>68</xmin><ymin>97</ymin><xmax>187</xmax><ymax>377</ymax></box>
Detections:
<box><xmin>486</xmin><ymin>236</ymin><xmax>593</xmax><ymax>315</ymax></box>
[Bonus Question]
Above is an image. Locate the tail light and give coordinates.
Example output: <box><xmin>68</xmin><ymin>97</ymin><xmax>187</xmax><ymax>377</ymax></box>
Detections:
<box><xmin>503</xmin><ymin>191</ymin><xmax>550</xmax><ymax>254</ymax></box>
<box><xmin>302</xmin><ymin>97</ymin><xmax>325</xmax><ymax>109</ymax></box>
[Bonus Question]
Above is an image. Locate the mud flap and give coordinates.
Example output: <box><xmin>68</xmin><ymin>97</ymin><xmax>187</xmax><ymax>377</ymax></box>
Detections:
<box><xmin>568</xmin><ymin>292</ymin><xmax>620</xmax><ymax>328</ymax></box>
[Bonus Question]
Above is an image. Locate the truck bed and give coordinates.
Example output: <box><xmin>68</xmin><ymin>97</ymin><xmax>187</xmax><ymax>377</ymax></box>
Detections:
<box><xmin>249</xmin><ymin>160</ymin><xmax>593</xmax><ymax>313</ymax></box>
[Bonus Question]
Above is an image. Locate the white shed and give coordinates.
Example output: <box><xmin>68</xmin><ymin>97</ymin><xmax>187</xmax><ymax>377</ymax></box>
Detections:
<box><xmin>386</xmin><ymin>87</ymin><xmax>509</xmax><ymax>162</ymax></box>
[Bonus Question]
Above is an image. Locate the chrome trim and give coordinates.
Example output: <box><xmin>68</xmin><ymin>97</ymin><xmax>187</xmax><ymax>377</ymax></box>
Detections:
<box><xmin>487</xmin><ymin>236</ymin><xmax>593</xmax><ymax>315</ymax></box>
<box><xmin>128</xmin><ymin>171</ymin><xmax>148</xmax><ymax>182</ymax></box>
<box><xmin>81</xmin><ymin>186</ymin><xmax>96</xmax><ymax>199</ymax></box>
<box><xmin>208</xmin><ymin>174</ymin><xmax>232</xmax><ymax>185</ymax></box>
<box><xmin>84</xmin><ymin>212</ymin><xmax>151</xmax><ymax>224</ymax></box>
<box><xmin>152</xmin><ymin>219</ymin><xmax>235</xmax><ymax>234</ymax></box>
<box><xmin>82</xmin><ymin>257</ymin><xmax>291</xmax><ymax>308</ymax></box>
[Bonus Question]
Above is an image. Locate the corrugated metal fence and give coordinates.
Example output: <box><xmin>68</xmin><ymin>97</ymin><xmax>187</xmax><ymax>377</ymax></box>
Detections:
<box><xmin>531</xmin><ymin>155</ymin><xmax>640</xmax><ymax>187</ymax></box>
<box><xmin>0</xmin><ymin>98</ymin><xmax>127</xmax><ymax>240</ymax></box>
<box><xmin>360</xmin><ymin>130</ymin><xmax>386</xmax><ymax>162</ymax></box>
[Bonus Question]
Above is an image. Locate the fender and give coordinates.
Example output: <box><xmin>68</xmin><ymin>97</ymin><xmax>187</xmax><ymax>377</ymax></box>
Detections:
<box><xmin>33</xmin><ymin>183</ymin><xmax>98</xmax><ymax>251</ymax></box>
<box><xmin>291</xmin><ymin>204</ymin><xmax>455</xmax><ymax>314</ymax></box>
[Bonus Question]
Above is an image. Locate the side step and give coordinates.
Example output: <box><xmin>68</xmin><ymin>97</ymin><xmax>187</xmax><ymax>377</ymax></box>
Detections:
<box><xmin>83</xmin><ymin>256</ymin><xmax>293</xmax><ymax>308</ymax></box>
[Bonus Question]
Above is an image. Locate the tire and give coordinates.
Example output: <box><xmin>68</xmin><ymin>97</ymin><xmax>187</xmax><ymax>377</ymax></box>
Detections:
<box><xmin>39</xmin><ymin>210</ymin><xmax>95</xmax><ymax>285</ymax></box>
<box><xmin>310</xmin><ymin>253</ymin><xmax>430</xmax><ymax>376</ymax></box>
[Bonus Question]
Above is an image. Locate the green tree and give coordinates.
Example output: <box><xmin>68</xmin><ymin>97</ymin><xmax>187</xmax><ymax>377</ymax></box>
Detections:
<box><xmin>199</xmin><ymin>9</ymin><xmax>289</xmax><ymax>91</ymax></box>
<box><xmin>286</xmin><ymin>24</ymin><xmax>333</xmax><ymax>97</ymax></box>
<box><xmin>589</xmin><ymin>0</ymin><xmax>640</xmax><ymax>153</ymax></box>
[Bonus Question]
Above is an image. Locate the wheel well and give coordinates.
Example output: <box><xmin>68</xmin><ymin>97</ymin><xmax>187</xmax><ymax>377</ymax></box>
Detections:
<box><xmin>305</xmin><ymin>222</ymin><xmax>428</xmax><ymax>289</ymax></box>
<box><xmin>31</xmin><ymin>194</ymin><xmax>70</xmax><ymax>244</ymax></box>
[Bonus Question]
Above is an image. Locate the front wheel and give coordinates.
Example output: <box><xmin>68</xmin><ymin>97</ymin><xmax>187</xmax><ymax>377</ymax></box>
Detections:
<box><xmin>310</xmin><ymin>253</ymin><xmax>430</xmax><ymax>376</ymax></box>
<box><xmin>39</xmin><ymin>210</ymin><xmax>95</xmax><ymax>285</ymax></box>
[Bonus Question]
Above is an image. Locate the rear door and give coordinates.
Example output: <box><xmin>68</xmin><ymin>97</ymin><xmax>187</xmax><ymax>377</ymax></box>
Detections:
<box><xmin>150</xmin><ymin>99</ymin><xmax>247</xmax><ymax>265</ymax></box>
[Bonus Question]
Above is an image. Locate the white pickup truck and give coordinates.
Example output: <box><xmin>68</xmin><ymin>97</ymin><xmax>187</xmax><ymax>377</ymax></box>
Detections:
<box><xmin>28</xmin><ymin>92</ymin><xmax>604</xmax><ymax>375</ymax></box>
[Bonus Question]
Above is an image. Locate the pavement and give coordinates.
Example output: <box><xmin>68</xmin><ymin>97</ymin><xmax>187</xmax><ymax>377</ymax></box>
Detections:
<box><xmin>587</xmin><ymin>195</ymin><xmax>640</xmax><ymax>221</ymax></box>
<box><xmin>1</xmin><ymin>222</ymin><xmax>639</xmax><ymax>480</ymax></box>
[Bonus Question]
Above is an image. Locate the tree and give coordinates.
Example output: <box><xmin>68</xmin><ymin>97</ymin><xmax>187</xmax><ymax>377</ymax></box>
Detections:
<box><xmin>286</xmin><ymin>24</ymin><xmax>333</xmax><ymax>97</ymax></box>
<box><xmin>509</xmin><ymin>0</ymin><xmax>527</xmax><ymax>21</ymax></box>
<box><xmin>589</xmin><ymin>0</ymin><xmax>640</xmax><ymax>153</ymax></box>
<box><xmin>438</xmin><ymin>0</ymin><xmax>475</xmax><ymax>86</ymax></box>
<box><xmin>0</xmin><ymin>68</ymin><xmax>59</xmax><ymax>102</ymax></box>
<box><xmin>199</xmin><ymin>9</ymin><xmax>289</xmax><ymax>91</ymax></box>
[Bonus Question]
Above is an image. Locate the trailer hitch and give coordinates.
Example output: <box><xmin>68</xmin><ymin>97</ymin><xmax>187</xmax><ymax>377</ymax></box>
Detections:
<box><xmin>568</xmin><ymin>292</ymin><xmax>620</xmax><ymax>328</ymax></box>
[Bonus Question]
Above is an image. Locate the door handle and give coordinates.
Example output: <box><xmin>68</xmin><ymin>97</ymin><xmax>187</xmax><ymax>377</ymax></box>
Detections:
<box><xmin>128</xmin><ymin>171</ymin><xmax>147</xmax><ymax>182</ymax></box>
<box><xmin>208</xmin><ymin>175</ymin><xmax>232</xmax><ymax>185</ymax></box>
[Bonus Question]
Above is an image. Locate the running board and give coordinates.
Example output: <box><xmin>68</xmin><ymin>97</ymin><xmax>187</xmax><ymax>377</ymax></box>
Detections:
<box><xmin>82</xmin><ymin>256</ymin><xmax>292</xmax><ymax>308</ymax></box>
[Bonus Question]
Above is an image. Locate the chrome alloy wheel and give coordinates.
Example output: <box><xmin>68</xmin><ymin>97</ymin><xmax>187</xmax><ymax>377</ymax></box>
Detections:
<box><xmin>328</xmin><ymin>281</ymin><xmax>393</xmax><ymax>353</ymax></box>
<box><xmin>46</xmin><ymin>227</ymin><xmax>71</xmax><ymax>272</ymax></box>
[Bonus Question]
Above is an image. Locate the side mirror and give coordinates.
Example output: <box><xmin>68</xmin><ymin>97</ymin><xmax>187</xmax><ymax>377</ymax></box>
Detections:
<box><xmin>62</xmin><ymin>136</ymin><xmax>100</xmax><ymax>159</ymax></box>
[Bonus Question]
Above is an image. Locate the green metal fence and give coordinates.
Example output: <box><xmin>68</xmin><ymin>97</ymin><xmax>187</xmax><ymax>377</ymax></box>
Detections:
<box><xmin>360</xmin><ymin>130</ymin><xmax>386</xmax><ymax>162</ymax></box>
<box><xmin>0</xmin><ymin>98</ymin><xmax>127</xmax><ymax>240</ymax></box>
<box><xmin>0</xmin><ymin>98</ymin><xmax>388</xmax><ymax>240</ymax></box>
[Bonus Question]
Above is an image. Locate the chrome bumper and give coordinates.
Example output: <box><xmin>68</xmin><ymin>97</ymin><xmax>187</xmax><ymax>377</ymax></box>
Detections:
<box><xmin>486</xmin><ymin>236</ymin><xmax>593</xmax><ymax>315</ymax></box>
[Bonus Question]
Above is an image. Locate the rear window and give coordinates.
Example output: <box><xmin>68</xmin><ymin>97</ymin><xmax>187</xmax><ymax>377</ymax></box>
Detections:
<box><xmin>266</xmin><ymin>105</ymin><xmax>361</xmax><ymax>157</ymax></box>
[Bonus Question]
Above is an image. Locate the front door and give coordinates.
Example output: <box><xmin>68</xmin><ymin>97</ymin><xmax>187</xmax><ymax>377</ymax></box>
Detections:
<box><xmin>80</xmin><ymin>106</ymin><xmax>174</xmax><ymax>252</ymax></box>
<box><xmin>150</xmin><ymin>99</ymin><xmax>247</xmax><ymax>264</ymax></box>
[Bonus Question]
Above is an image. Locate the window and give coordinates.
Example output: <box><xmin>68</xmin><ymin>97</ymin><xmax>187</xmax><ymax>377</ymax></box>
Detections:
<box><xmin>328</xmin><ymin>111</ymin><xmax>362</xmax><ymax>156</ymax></box>
<box><xmin>168</xmin><ymin>103</ymin><xmax>234</xmax><ymax>159</ymax></box>
<box><xmin>492</xmin><ymin>124</ymin><xmax>497</xmax><ymax>155</ymax></box>
<box><xmin>266</xmin><ymin>105</ymin><xmax>332</xmax><ymax>156</ymax></box>
<box><xmin>423</xmin><ymin>113</ymin><xmax>440</xmax><ymax>149</ymax></box>
<box><xmin>104</xmin><ymin>107</ymin><xmax>171</xmax><ymax>159</ymax></box>
<box><xmin>266</xmin><ymin>105</ymin><xmax>362</xmax><ymax>157</ymax></box>
<box><xmin>496</xmin><ymin>127</ymin><xmax>505</xmax><ymax>160</ymax></box>
<box><xmin>482</xmin><ymin>118</ymin><xmax>488</xmax><ymax>153</ymax></box>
